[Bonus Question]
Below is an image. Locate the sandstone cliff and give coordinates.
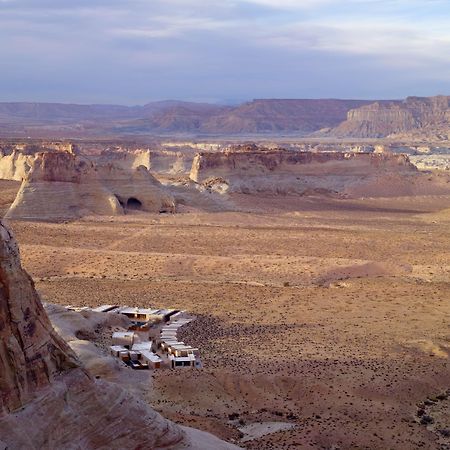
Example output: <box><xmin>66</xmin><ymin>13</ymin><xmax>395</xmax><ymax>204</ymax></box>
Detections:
<box><xmin>0</xmin><ymin>149</ymin><xmax>35</xmax><ymax>181</ymax></box>
<box><xmin>0</xmin><ymin>221</ymin><xmax>239</xmax><ymax>449</ymax></box>
<box><xmin>0</xmin><ymin>224</ymin><xmax>77</xmax><ymax>414</ymax></box>
<box><xmin>327</xmin><ymin>96</ymin><xmax>450</xmax><ymax>139</ymax></box>
<box><xmin>94</xmin><ymin>149</ymin><xmax>193</xmax><ymax>175</ymax></box>
<box><xmin>0</xmin><ymin>142</ymin><xmax>77</xmax><ymax>182</ymax></box>
<box><xmin>189</xmin><ymin>146</ymin><xmax>450</xmax><ymax>197</ymax></box>
<box><xmin>5</xmin><ymin>152</ymin><xmax>175</xmax><ymax>220</ymax></box>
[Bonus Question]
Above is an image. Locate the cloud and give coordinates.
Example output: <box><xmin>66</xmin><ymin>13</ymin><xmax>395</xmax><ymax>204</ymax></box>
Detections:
<box><xmin>257</xmin><ymin>19</ymin><xmax>450</xmax><ymax>63</ymax></box>
<box><xmin>0</xmin><ymin>0</ymin><xmax>449</xmax><ymax>102</ymax></box>
<box><xmin>114</xmin><ymin>15</ymin><xmax>236</xmax><ymax>39</ymax></box>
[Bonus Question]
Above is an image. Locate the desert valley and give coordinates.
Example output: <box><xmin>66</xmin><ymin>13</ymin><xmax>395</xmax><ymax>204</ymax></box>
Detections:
<box><xmin>0</xmin><ymin>95</ymin><xmax>450</xmax><ymax>449</ymax></box>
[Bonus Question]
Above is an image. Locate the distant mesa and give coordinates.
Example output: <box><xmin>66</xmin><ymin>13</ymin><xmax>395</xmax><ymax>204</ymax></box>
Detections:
<box><xmin>1</xmin><ymin>96</ymin><xmax>449</xmax><ymax>139</ymax></box>
<box><xmin>323</xmin><ymin>96</ymin><xmax>450</xmax><ymax>140</ymax></box>
<box><xmin>0</xmin><ymin>98</ymin><xmax>374</xmax><ymax>136</ymax></box>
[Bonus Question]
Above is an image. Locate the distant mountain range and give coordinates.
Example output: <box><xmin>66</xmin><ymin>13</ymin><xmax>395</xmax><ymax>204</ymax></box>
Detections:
<box><xmin>0</xmin><ymin>96</ymin><xmax>449</xmax><ymax>139</ymax></box>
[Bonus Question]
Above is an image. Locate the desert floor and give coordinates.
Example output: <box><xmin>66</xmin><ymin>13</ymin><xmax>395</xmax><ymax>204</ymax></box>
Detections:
<box><xmin>2</xmin><ymin>183</ymin><xmax>450</xmax><ymax>449</ymax></box>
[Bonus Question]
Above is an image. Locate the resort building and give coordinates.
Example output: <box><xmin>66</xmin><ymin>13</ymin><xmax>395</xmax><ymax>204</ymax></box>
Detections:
<box><xmin>112</xmin><ymin>331</ymin><xmax>137</xmax><ymax>348</ymax></box>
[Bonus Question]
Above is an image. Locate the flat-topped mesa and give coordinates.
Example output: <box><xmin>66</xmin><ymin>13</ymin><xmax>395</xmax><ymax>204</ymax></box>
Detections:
<box><xmin>343</xmin><ymin>103</ymin><xmax>417</xmax><ymax>137</ymax></box>
<box><xmin>328</xmin><ymin>95</ymin><xmax>450</xmax><ymax>139</ymax></box>
<box><xmin>27</xmin><ymin>151</ymin><xmax>91</xmax><ymax>183</ymax></box>
<box><xmin>188</xmin><ymin>147</ymin><xmax>450</xmax><ymax>197</ymax></box>
<box><xmin>190</xmin><ymin>148</ymin><xmax>417</xmax><ymax>195</ymax></box>
<box><xmin>6</xmin><ymin>151</ymin><xmax>175</xmax><ymax>220</ymax></box>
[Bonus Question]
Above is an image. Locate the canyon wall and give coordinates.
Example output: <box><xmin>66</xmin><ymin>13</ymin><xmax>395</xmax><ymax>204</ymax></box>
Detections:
<box><xmin>328</xmin><ymin>96</ymin><xmax>450</xmax><ymax>139</ymax></box>
<box><xmin>198</xmin><ymin>99</ymin><xmax>373</xmax><ymax>134</ymax></box>
<box><xmin>94</xmin><ymin>149</ymin><xmax>193</xmax><ymax>175</ymax></box>
<box><xmin>189</xmin><ymin>147</ymin><xmax>442</xmax><ymax>197</ymax></box>
<box><xmin>0</xmin><ymin>221</ymin><xmax>239</xmax><ymax>449</ymax></box>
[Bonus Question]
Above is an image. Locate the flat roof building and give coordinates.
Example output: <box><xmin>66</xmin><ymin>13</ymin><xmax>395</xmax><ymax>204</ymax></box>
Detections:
<box><xmin>140</xmin><ymin>350</ymin><xmax>163</xmax><ymax>369</ymax></box>
<box><xmin>131</xmin><ymin>342</ymin><xmax>153</xmax><ymax>352</ymax></box>
<box><xmin>112</xmin><ymin>331</ymin><xmax>137</xmax><ymax>348</ymax></box>
<box><xmin>168</xmin><ymin>354</ymin><xmax>196</xmax><ymax>368</ymax></box>
<box><xmin>92</xmin><ymin>305</ymin><xmax>119</xmax><ymax>313</ymax></box>
<box><xmin>110</xmin><ymin>345</ymin><xmax>128</xmax><ymax>357</ymax></box>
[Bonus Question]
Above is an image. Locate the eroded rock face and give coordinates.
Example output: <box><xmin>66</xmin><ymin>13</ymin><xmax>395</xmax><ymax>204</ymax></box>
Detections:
<box><xmin>94</xmin><ymin>148</ymin><xmax>193</xmax><ymax>175</ymax></box>
<box><xmin>190</xmin><ymin>147</ymin><xmax>422</xmax><ymax>196</ymax></box>
<box><xmin>328</xmin><ymin>96</ymin><xmax>450</xmax><ymax>139</ymax></box>
<box><xmin>0</xmin><ymin>223</ymin><xmax>77</xmax><ymax>414</ymax></box>
<box><xmin>0</xmin><ymin>143</ymin><xmax>77</xmax><ymax>182</ymax></box>
<box><xmin>0</xmin><ymin>221</ymin><xmax>240</xmax><ymax>449</ymax></box>
<box><xmin>0</xmin><ymin>149</ymin><xmax>35</xmax><ymax>181</ymax></box>
<box><xmin>5</xmin><ymin>151</ymin><xmax>175</xmax><ymax>220</ymax></box>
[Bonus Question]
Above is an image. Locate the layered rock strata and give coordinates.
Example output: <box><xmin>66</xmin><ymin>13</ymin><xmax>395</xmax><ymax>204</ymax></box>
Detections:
<box><xmin>94</xmin><ymin>149</ymin><xmax>193</xmax><ymax>175</ymax></box>
<box><xmin>5</xmin><ymin>152</ymin><xmax>175</xmax><ymax>220</ymax></box>
<box><xmin>0</xmin><ymin>149</ymin><xmax>35</xmax><ymax>181</ymax></box>
<box><xmin>190</xmin><ymin>147</ymin><xmax>421</xmax><ymax>196</ymax></box>
<box><xmin>328</xmin><ymin>96</ymin><xmax>450</xmax><ymax>139</ymax></box>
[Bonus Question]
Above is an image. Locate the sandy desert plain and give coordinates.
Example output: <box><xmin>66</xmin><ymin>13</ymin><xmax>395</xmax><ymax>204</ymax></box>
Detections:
<box><xmin>1</xmin><ymin>166</ymin><xmax>450</xmax><ymax>449</ymax></box>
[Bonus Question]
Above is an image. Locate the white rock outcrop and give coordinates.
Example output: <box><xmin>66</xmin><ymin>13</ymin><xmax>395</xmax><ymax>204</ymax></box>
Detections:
<box><xmin>5</xmin><ymin>152</ymin><xmax>175</xmax><ymax>220</ymax></box>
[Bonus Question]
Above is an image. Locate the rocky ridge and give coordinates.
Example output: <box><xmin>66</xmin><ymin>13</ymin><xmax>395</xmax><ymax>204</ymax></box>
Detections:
<box><xmin>0</xmin><ymin>99</ymin><xmax>373</xmax><ymax>136</ymax></box>
<box><xmin>2</xmin><ymin>96</ymin><xmax>450</xmax><ymax>139</ymax></box>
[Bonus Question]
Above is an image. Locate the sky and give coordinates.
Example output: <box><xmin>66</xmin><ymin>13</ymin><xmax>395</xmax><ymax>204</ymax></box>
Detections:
<box><xmin>1</xmin><ymin>0</ymin><xmax>450</xmax><ymax>104</ymax></box>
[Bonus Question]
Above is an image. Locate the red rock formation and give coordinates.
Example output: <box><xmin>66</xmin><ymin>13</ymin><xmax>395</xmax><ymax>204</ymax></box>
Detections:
<box><xmin>93</xmin><ymin>148</ymin><xmax>194</xmax><ymax>175</ymax></box>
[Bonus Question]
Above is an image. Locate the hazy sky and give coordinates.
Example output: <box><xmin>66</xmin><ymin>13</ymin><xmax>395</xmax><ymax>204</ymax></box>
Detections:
<box><xmin>1</xmin><ymin>0</ymin><xmax>449</xmax><ymax>104</ymax></box>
